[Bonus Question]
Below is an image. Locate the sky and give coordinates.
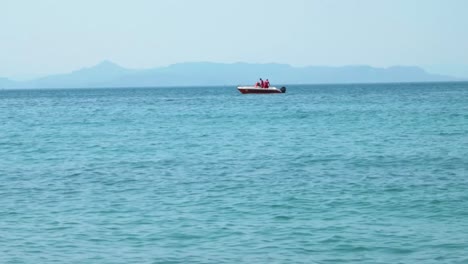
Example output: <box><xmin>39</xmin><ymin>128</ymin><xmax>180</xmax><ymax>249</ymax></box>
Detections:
<box><xmin>1</xmin><ymin>0</ymin><xmax>468</xmax><ymax>79</ymax></box>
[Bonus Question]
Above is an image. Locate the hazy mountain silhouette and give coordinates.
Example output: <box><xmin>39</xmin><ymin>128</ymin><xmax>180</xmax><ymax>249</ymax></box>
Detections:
<box><xmin>0</xmin><ymin>61</ymin><xmax>457</xmax><ymax>89</ymax></box>
<box><xmin>0</xmin><ymin>77</ymin><xmax>16</xmax><ymax>89</ymax></box>
<box><xmin>22</xmin><ymin>60</ymin><xmax>135</xmax><ymax>88</ymax></box>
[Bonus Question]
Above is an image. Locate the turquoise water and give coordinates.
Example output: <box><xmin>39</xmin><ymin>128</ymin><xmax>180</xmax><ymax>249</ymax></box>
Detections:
<box><xmin>1</xmin><ymin>83</ymin><xmax>467</xmax><ymax>263</ymax></box>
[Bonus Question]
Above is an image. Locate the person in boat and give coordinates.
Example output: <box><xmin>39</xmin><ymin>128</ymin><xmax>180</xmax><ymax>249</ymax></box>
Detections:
<box><xmin>259</xmin><ymin>78</ymin><xmax>264</xmax><ymax>88</ymax></box>
<box><xmin>264</xmin><ymin>79</ymin><xmax>270</xmax><ymax>88</ymax></box>
<box><xmin>255</xmin><ymin>81</ymin><xmax>261</xmax><ymax>87</ymax></box>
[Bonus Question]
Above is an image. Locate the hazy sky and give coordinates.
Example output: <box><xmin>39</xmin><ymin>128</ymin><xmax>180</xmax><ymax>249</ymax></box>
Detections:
<box><xmin>1</xmin><ymin>0</ymin><xmax>468</xmax><ymax>79</ymax></box>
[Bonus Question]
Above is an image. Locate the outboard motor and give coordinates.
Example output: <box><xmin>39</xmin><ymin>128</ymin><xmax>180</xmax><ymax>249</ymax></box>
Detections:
<box><xmin>280</xmin><ymin>86</ymin><xmax>286</xmax><ymax>93</ymax></box>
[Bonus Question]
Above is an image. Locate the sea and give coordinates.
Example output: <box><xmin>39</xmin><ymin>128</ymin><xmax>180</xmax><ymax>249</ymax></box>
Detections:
<box><xmin>1</xmin><ymin>82</ymin><xmax>467</xmax><ymax>264</ymax></box>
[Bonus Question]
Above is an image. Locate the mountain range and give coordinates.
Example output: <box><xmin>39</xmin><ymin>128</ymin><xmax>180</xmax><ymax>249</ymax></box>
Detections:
<box><xmin>0</xmin><ymin>61</ymin><xmax>459</xmax><ymax>89</ymax></box>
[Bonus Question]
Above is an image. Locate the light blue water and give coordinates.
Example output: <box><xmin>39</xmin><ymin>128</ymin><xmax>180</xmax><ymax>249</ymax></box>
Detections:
<box><xmin>1</xmin><ymin>83</ymin><xmax>467</xmax><ymax>263</ymax></box>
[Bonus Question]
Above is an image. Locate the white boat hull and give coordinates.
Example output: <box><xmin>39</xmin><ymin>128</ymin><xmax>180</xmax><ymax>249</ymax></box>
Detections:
<box><xmin>237</xmin><ymin>86</ymin><xmax>286</xmax><ymax>94</ymax></box>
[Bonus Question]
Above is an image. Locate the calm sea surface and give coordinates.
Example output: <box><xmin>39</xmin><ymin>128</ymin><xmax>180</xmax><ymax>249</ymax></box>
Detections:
<box><xmin>1</xmin><ymin>83</ymin><xmax>467</xmax><ymax>263</ymax></box>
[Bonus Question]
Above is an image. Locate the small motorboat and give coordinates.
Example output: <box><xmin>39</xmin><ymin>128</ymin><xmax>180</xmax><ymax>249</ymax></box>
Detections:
<box><xmin>237</xmin><ymin>86</ymin><xmax>286</xmax><ymax>94</ymax></box>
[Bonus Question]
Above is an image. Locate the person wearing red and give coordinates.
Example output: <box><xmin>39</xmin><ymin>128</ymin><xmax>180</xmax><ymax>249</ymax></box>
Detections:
<box><xmin>264</xmin><ymin>79</ymin><xmax>270</xmax><ymax>88</ymax></box>
<box><xmin>259</xmin><ymin>78</ymin><xmax>264</xmax><ymax>88</ymax></box>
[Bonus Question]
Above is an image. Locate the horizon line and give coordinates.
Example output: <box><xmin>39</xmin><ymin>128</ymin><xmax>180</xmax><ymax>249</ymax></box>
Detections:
<box><xmin>2</xmin><ymin>80</ymin><xmax>467</xmax><ymax>91</ymax></box>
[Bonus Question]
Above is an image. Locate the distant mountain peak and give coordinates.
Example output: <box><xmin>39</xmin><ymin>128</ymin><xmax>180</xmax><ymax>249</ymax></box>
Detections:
<box><xmin>93</xmin><ymin>60</ymin><xmax>123</xmax><ymax>69</ymax></box>
<box><xmin>69</xmin><ymin>60</ymin><xmax>128</xmax><ymax>76</ymax></box>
